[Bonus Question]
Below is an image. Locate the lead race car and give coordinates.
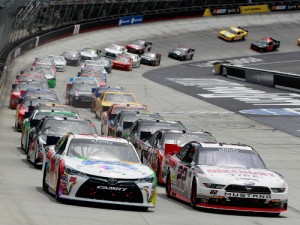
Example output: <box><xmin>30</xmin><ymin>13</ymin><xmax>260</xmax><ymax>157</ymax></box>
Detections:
<box><xmin>42</xmin><ymin>133</ymin><xmax>157</xmax><ymax>209</ymax></box>
<box><xmin>164</xmin><ymin>142</ymin><xmax>288</xmax><ymax>215</ymax></box>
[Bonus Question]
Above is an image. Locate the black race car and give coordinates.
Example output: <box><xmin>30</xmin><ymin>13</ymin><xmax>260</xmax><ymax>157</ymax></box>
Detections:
<box><xmin>61</xmin><ymin>50</ymin><xmax>82</xmax><ymax>66</ymax></box>
<box><xmin>140</xmin><ymin>52</ymin><xmax>161</xmax><ymax>66</ymax></box>
<box><xmin>168</xmin><ymin>46</ymin><xmax>195</xmax><ymax>61</ymax></box>
<box><xmin>250</xmin><ymin>37</ymin><xmax>280</xmax><ymax>52</ymax></box>
<box><xmin>126</xmin><ymin>39</ymin><xmax>152</xmax><ymax>55</ymax></box>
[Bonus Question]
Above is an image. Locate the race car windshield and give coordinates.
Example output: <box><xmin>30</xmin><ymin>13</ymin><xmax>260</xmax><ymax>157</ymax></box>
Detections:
<box><xmin>63</xmin><ymin>51</ymin><xmax>78</xmax><ymax>57</ymax></box>
<box><xmin>104</xmin><ymin>94</ymin><xmax>136</xmax><ymax>102</ymax></box>
<box><xmin>73</xmin><ymin>82</ymin><xmax>97</xmax><ymax>92</ymax></box>
<box><xmin>163</xmin><ymin>133</ymin><xmax>216</xmax><ymax>148</ymax></box>
<box><xmin>83</xmin><ymin>49</ymin><xmax>97</xmax><ymax>54</ymax></box>
<box><xmin>227</xmin><ymin>28</ymin><xmax>238</xmax><ymax>34</ymax></box>
<box><xmin>42</xmin><ymin>120</ymin><xmax>97</xmax><ymax>136</ymax></box>
<box><xmin>197</xmin><ymin>148</ymin><xmax>266</xmax><ymax>169</ymax></box>
<box><xmin>49</xmin><ymin>56</ymin><xmax>64</xmax><ymax>62</ymax></box>
<box><xmin>34</xmin><ymin>111</ymin><xmax>78</xmax><ymax>120</ymax></box>
<box><xmin>112</xmin><ymin>106</ymin><xmax>147</xmax><ymax>115</ymax></box>
<box><xmin>109</xmin><ymin>45</ymin><xmax>122</xmax><ymax>51</ymax></box>
<box><xmin>143</xmin><ymin>52</ymin><xmax>155</xmax><ymax>58</ymax></box>
<box><xmin>139</xmin><ymin>123</ymin><xmax>183</xmax><ymax>134</ymax></box>
<box><xmin>175</xmin><ymin>48</ymin><xmax>187</xmax><ymax>53</ymax></box>
<box><xmin>257</xmin><ymin>40</ymin><xmax>269</xmax><ymax>44</ymax></box>
<box><xmin>26</xmin><ymin>92</ymin><xmax>57</xmax><ymax>100</ymax></box>
<box><xmin>67</xmin><ymin>139</ymin><xmax>139</xmax><ymax>162</ymax></box>
<box><xmin>24</xmin><ymin>98</ymin><xmax>57</xmax><ymax>107</ymax></box>
<box><xmin>132</xmin><ymin>40</ymin><xmax>144</xmax><ymax>46</ymax></box>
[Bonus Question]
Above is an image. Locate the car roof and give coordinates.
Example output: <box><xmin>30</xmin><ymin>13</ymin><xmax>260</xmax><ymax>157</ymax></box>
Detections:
<box><xmin>198</xmin><ymin>142</ymin><xmax>253</xmax><ymax>151</ymax></box>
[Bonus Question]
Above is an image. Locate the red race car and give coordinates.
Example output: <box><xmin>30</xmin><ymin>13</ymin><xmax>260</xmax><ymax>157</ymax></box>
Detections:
<box><xmin>126</xmin><ymin>39</ymin><xmax>152</xmax><ymax>56</ymax></box>
<box><xmin>112</xmin><ymin>55</ymin><xmax>133</xmax><ymax>71</ymax></box>
<box><xmin>9</xmin><ymin>82</ymin><xmax>45</xmax><ymax>109</ymax></box>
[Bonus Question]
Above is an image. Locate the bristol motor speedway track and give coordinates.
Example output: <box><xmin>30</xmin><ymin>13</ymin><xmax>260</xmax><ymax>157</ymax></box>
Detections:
<box><xmin>1</xmin><ymin>12</ymin><xmax>300</xmax><ymax>225</ymax></box>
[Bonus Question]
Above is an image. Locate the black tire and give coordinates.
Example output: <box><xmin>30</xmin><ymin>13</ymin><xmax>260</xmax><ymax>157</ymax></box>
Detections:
<box><xmin>166</xmin><ymin>173</ymin><xmax>172</xmax><ymax>198</ymax></box>
<box><xmin>191</xmin><ymin>54</ymin><xmax>194</xmax><ymax>60</ymax></box>
<box><xmin>55</xmin><ymin>171</ymin><xmax>62</xmax><ymax>202</ymax></box>
<box><xmin>42</xmin><ymin>168</ymin><xmax>48</xmax><ymax>192</ymax></box>
<box><xmin>190</xmin><ymin>179</ymin><xmax>198</xmax><ymax>208</ymax></box>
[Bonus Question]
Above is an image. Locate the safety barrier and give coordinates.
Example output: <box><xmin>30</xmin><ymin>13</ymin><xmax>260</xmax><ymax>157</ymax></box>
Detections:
<box><xmin>222</xmin><ymin>64</ymin><xmax>300</xmax><ymax>93</ymax></box>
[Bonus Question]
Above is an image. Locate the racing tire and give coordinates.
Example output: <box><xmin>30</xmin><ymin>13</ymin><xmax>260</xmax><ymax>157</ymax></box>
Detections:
<box><xmin>55</xmin><ymin>171</ymin><xmax>62</xmax><ymax>202</ymax></box>
<box><xmin>166</xmin><ymin>173</ymin><xmax>172</xmax><ymax>198</ymax></box>
<box><xmin>42</xmin><ymin>168</ymin><xmax>48</xmax><ymax>192</ymax></box>
<box><xmin>190</xmin><ymin>179</ymin><xmax>198</xmax><ymax>208</ymax></box>
<box><xmin>230</xmin><ymin>38</ymin><xmax>234</xmax><ymax>42</ymax></box>
<box><xmin>139</xmin><ymin>207</ymin><xmax>149</xmax><ymax>211</ymax></box>
<box><xmin>26</xmin><ymin>152</ymin><xmax>31</xmax><ymax>162</ymax></box>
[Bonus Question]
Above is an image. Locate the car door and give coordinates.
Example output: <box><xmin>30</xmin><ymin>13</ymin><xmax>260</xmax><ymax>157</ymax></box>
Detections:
<box><xmin>142</xmin><ymin>131</ymin><xmax>158</xmax><ymax>164</ymax></box>
<box><xmin>48</xmin><ymin>136</ymin><xmax>68</xmax><ymax>190</ymax></box>
<box><xmin>172</xmin><ymin>144</ymin><xmax>196</xmax><ymax>198</ymax></box>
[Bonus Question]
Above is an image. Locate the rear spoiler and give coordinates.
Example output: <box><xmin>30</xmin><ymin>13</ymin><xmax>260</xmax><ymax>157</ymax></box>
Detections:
<box><xmin>165</xmin><ymin>144</ymin><xmax>181</xmax><ymax>156</ymax></box>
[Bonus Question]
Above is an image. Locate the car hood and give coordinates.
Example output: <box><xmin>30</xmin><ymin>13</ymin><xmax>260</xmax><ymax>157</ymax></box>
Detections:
<box><xmin>105</xmin><ymin>48</ymin><xmax>122</xmax><ymax>54</ymax></box>
<box><xmin>220</xmin><ymin>30</ymin><xmax>234</xmax><ymax>37</ymax></box>
<box><xmin>65</xmin><ymin>157</ymin><xmax>153</xmax><ymax>179</ymax></box>
<box><xmin>198</xmin><ymin>165</ymin><xmax>286</xmax><ymax>187</ymax></box>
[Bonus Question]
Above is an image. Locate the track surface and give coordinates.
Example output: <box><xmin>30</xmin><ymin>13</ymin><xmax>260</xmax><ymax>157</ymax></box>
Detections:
<box><xmin>1</xmin><ymin>12</ymin><xmax>300</xmax><ymax>225</ymax></box>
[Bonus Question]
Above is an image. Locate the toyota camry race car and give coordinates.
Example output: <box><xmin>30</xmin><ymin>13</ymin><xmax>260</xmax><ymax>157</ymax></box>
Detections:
<box><xmin>42</xmin><ymin>133</ymin><xmax>157</xmax><ymax>209</ymax></box>
<box><xmin>103</xmin><ymin>44</ymin><xmax>127</xmax><ymax>59</ymax></box>
<box><xmin>126</xmin><ymin>39</ymin><xmax>152</xmax><ymax>55</ymax></box>
<box><xmin>250</xmin><ymin>37</ymin><xmax>280</xmax><ymax>52</ymax></box>
<box><xmin>48</xmin><ymin>55</ymin><xmax>67</xmax><ymax>72</ymax></box>
<box><xmin>218</xmin><ymin>26</ymin><xmax>248</xmax><ymax>42</ymax></box>
<box><xmin>79</xmin><ymin>48</ymin><xmax>101</xmax><ymax>61</ymax></box>
<box><xmin>164</xmin><ymin>142</ymin><xmax>288</xmax><ymax>215</ymax></box>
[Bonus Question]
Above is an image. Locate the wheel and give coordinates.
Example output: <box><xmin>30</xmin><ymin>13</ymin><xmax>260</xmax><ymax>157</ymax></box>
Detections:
<box><xmin>190</xmin><ymin>179</ymin><xmax>198</xmax><ymax>208</ymax></box>
<box><xmin>166</xmin><ymin>173</ymin><xmax>172</xmax><ymax>198</ymax></box>
<box><xmin>231</xmin><ymin>38</ymin><xmax>234</xmax><ymax>42</ymax></box>
<box><xmin>42</xmin><ymin>168</ymin><xmax>48</xmax><ymax>192</ymax></box>
<box><xmin>55</xmin><ymin>171</ymin><xmax>62</xmax><ymax>202</ymax></box>
<box><xmin>191</xmin><ymin>54</ymin><xmax>194</xmax><ymax>60</ymax></box>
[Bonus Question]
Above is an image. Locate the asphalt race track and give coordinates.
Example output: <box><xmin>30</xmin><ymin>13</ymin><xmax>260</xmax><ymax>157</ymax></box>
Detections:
<box><xmin>144</xmin><ymin>51</ymin><xmax>300</xmax><ymax>137</ymax></box>
<box><xmin>1</xmin><ymin>12</ymin><xmax>300</xmax><ymax>225</ymax></box>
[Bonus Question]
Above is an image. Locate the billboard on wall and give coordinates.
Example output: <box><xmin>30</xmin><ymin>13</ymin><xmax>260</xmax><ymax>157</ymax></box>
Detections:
<box><xmin>210</xmin><ymin>7</ymin><xmax>240</xmax><ymax>15</ymax></box>
<box><xmin>240</xmin><ymin>5</ymin><xmax>270</xmax><ymax>14</ymax></box>
<box><xmin>119</xmin><ymin>15</ymin><xmax>144</xmax><ymax>26</ymax></box>
<box><xmin>269</xmin><ymin>4</ymin><xmax>299</xmax><ymax>11</ymax></box>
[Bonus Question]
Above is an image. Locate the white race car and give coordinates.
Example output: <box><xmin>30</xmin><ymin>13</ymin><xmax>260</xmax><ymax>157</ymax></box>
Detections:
<box><xmin>48</xmin><ymin>55</ymin><xmax>67</xmax><ymax>72</ymax></box>
<box><xmin>164</xmin><ymin>142</ymin><xmax>288</xmax><ymax>215</ymax></box>
<box><xmin>42</xmin><ymin>133</ymin><xmax>157</xmax><ymax>209</ymax></box>
<box><xmin>122</xmin><ymin>52</ymin><xmax>141</xmax><ymax>68</ymax></box>
<box><xmin>79</xmin><ymin>48</ymin><xmax>101</xmax><ymax>61</ymax></box>
<box><xmin>103</xmin><ymin>44</ymin><xmax>127</xmax><ymax>59</ymax></box>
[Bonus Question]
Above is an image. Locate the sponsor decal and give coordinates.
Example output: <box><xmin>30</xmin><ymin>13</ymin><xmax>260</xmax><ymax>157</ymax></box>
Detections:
<box><xmin>240</xmin><ymin>5</ymin><xmax>270</xmax><ymax>14</ymax></box>
<box><xmin>96</xmin><ymin>186</ymin><xmax>127</xmax><ymax>191</ymax></box>
<box><xmin>82</xmin><ymin>159</ymin><xmax>138</xmax><ymax>170</ymax></box>
<box><xmin>119</xmin><ymin>15</ymin><xmax>144</xmax><ymax>26</ymax></box>
<box><xmin>225</xmin><ymin>192</ymin><xmax>271</xmax><ymax>199</ymax></box>
<box><xmin>206</xmin><ymin>169</ymin><xmax>275</xmax><ymax>177</ymax></box>
<box><xmin>211</xmin><ymin>7</ymin><xmax>240</xmax><ymax>15</ymax></box>
<box><xmin>73</xmin><ymin>24</ymin><xmax>80</xmax><ymax>35</ymax></box>
<box><xmin>270</xmin><ymin>4</ymin><xmax>299</xmax><ymax>11</ymax></box>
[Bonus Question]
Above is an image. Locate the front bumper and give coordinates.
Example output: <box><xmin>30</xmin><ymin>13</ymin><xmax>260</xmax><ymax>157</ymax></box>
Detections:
<box><xmin>57</xmin><ymin>174</ymin><xmax>156</xmax><ymax>208</ymax></box>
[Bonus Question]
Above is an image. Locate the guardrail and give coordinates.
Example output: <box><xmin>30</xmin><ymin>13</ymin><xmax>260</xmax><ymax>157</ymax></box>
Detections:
<box><xmin>222</xmin><ymin>64</ymin><xmax>300</xmax><ymax>93</ymax></box>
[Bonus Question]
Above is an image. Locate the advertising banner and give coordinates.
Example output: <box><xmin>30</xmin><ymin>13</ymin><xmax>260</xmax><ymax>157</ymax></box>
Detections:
<box><xmin>269</xmin><ymin>4</ymin><xmax>299</xmax><ymax>11</ymax></box>
<box><xmin>210</xmin><ymin>7</ymin><xmax>240</xmax><ymax>15</ymax></box>
<box><xmin>240</xmin><ymin>5</ymin><xmax>270</xmax><ymax>14</ymax></box>
<box><xmin>119</xmin><ymin>15</ymin><xmax>144</xmax><ymax>26</ymax></box>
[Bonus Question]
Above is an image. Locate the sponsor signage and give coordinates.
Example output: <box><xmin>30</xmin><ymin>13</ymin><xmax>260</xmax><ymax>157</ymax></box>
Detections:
<box><xmin>225</xmin><ymin>192</ymin><xmax>271</xmax><ymax>199</ymax></box>
<box><xmin>211</xmin><ymin>7</ymin><xmax>240</xmax><ymax>15</ymax></box>
<box><xmin>119</xmin><ymin>15</ymin><xmax>144</xmax><ymax>26</ymax></box>
<box><xmin>240</xmin><ymin>5</ymin><xmax>270</xmax><ymax>14</ymax></box>
<box><xmin>97</xmin><ymin>186</ymin><xmax>127</xmax><ymax>191</ymax></box>
<box><xmin>269</xmin><ymin>4</ymin><xmax>299</xmax><ymax>11</ymax></box>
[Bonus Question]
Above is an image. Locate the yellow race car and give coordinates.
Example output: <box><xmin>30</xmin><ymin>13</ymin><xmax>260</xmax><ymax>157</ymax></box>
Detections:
<box><xmin>94</xmin><ymin>91</ymin><xmax>138</xmax><ymax>119</ymax></box>
<box><xmin>218</xmin><ymin>26</ymin><xmax>248</xmax><ymax>42</ymax></box>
